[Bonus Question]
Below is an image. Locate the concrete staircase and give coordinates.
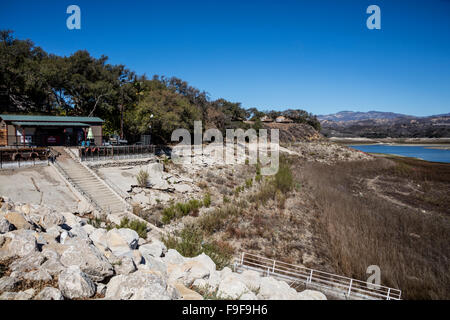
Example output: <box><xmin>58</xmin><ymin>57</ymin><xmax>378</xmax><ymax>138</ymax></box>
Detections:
<box><xmin>51</xmin><ymin>147</ymin><xmax>164</xmax><ymax>240</ymax></box>
<box><xmin>53</xmin><ymin>147</ymin><xmax>127</xmax><ymax>215</ymax></box>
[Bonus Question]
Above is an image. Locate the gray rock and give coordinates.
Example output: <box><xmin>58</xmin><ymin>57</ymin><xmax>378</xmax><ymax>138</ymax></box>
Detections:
<box><xmin>89</xmin><ymin>228</ymin><xmax>107</xmax><ymax>249</ymax></box>
<box><xmin>3</xmin><ymin>229</ymin><xmax>38</xmax><ymax>257</ymax></box>
<box><xmin>41</xmin><ymin>247</ymin><xmax>60</xmax><ymax>260</ymax></box>
<box><xmin>34</xmin><ymin>287</ymin><xmax>64</xmax><ymax>300</ymax></box>
<box><xmin>173</xmin><ymin>184</ymin><xmax>193</xmax><ymax>194</ymax></box>
<box><xmin>0</xmin><ymin>276</ymin><xmax>20</xmax><ymax>292</ymax></box>
<box><xmin>45</xmin><ymin>226</ymin><xmax>62</xmax><ymax>239</ymax></box>
<box><xmin>239</xmin><ymin>292</ymin><xmax>257</xmax><ymax>300</ymax></box>
<box><xmin>162</xmin><ymin>249</ymin><xmax>185</xmax><ymax>265</ymax></box>
<box><xmin>0</xmin><ymin>291</ymin><xmax>17</xmax><ymax>300</ymax></box>
<box><xmin>217</xmin><ymin>274</ymin><xmax>251</xmax><ymax>300</ymax></box>
<box><xmin>297</xmin><ymin>289</ymin><xmax>327</xmax><ymax>300</ymax></box>
<box><xmin>59</xmin><ymin>265</ymin><xmax>96</xmax><ymax>299</ymax></box>
<box><xmin>38</xmin><ymin>211</ymin><xmax>65</xmax><ymax>230</ymax></box>
<box><xmin>139</xmin><ymin>240</ymin><xmax>166</xmax><ymax>258</ymax></box>
<box><xmin>257</xmin><ymin>277</ymin><xmax>298</xmax><ymax>300</ymax></box>
<box><xmin>0</xmin><ymin>216</ymin><xmax>12</xmax><ymax>234</ymax></box>
<box><xmin>114</xmin><ymin>256</ymin><xmax>137</xmax><ymax>275</ymax></box>
<box><xmin>4</xmin><ymin>212</ymin><xmax>33</xmax><ymax>230</ymax></box>
<box><xmin>96</xmin><ymin>283</ymin><xmax>107</xmax><ymax>296</ymax></box>
<box><xmin>59</xmin><ymin>230</ymin><xmax>69</xmax><ymax>244</ymax></box>
<box><xmin>68</xmin><ymin>225</ymin><xmax>89</xmax><ymax>240</ymax></box>
<box><xmin>105</xmin><ymin>270</ymin><xmax>172</xmax><ymax>300</ymax></box>
<box><xmin>9</xmin><ymin>252</ymin><xmax>45</xmax><ymax>272</ymax></box>
<box><xmin>13</xmin><ymin>288</ymin><xmax>36</xmax><ymax>300</ymax></box>
<box><xmin>239</xmin><ymin>270</ymin><xmax>261</xmax><ymax>292</ymax></box>
<box><xmin>77</xmin><ymin>201</ymin><xmax>93</xmax><ymax>216</ymax></box>
<box><xmin>23</xmin><ymin>269</ymin><xmax>52</xmax><ymax>282</ymax></box>
<box><xmin>60</xmin><ymin>241</ymin><xmax>114</xmax><ymax>282</ymax></box>
<box><xmin>60</xmin><ymin>212</ymin><xmax>81</xmax><ymax>228</ymax></box>
<box><xmin>140</xmin><ymin>256</ymin><xmax>167</xmax><ymax>277</ymax></box>
<box><xmin>106</xmin><ymin>228</ymin><xmax>139</xmax><ymax>257</ymax></box>
<box><xmin>82</xmin><ymin>224</ymin><xmax>96</xmax><ymax>236</ymax></box>
<box><xmin>40</xmin><ymin>258</ymin><xmax>65</xmax><ymax>276</ymax></box>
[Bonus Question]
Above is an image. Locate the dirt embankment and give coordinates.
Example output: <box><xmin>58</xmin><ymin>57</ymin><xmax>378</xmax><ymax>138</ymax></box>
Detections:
<box><xmin>262</xmin><ymin>122</ymin><xmax>323</xmax><ymax>143</ymax></box>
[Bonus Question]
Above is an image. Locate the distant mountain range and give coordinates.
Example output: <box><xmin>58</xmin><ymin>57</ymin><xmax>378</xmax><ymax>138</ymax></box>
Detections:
<box><xmin>317</xmin><ymin>111</ymin><xmax>450</xmax><ymax>138</ymax></box>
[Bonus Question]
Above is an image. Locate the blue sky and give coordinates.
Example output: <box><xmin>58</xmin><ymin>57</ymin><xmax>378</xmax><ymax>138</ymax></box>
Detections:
<box><xmin>1</xmin><ymin>0</ymin><xmax>449</xmax><ymax>116</ymax></box>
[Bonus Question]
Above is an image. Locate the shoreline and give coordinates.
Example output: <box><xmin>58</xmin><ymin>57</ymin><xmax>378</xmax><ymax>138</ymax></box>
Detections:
<box><xmin>329</xmin><ymin>137</ymin><xmax>450</xmax><ymax>145</ymax></box>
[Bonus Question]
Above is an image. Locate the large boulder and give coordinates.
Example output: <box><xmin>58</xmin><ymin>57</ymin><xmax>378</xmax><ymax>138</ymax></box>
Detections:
<box><xmin>239</xmin><ymin>270</ymin><xmax>261</xmax><ymax>292</ymax></box>
<box><xmin>77</xmin><ymin>201</ymin><xmax>93</xmax><ymax>216</ymax></box>
<box><xmin>58</xmin><ymin>265</ymin><xmax>96</xmax><ymax>299</ymax></box>
<box><xmin>4</xmin><ymin>212</ymin><xmax>33</xmax><ymax>230</ymax></box>
<box><xmin>36</xmin><ymin>211</ymin><xmax>65</xmax><ymax>230</ymax></box>
<box><xmin>163</xmin><ymin>249</ymin><xmax>185</xmax><ymax>265</ymax></box>
<box><xmin>114</xmin><ymin>256</ymin><xmax>137</xmax><ymax>275</ymax></box>
<box><xmin>140</xmin><ymin>256</ymin><xmax>167</xmax><ymax>277</ymax></box>
<box><xmin>68</xmin><ymin>225</ymin><xmax>89</xmax><ymax>240</ymax></box>
<box><xmin>12</xmin><ymin>288</ymin><xmax>35</xmax><ymax>300</ymax></box>
<box><xmin>0</xmin><ymin>216</ymin><xmax>12</xmax><ymax>234</ymax></box>
<box><xmin>173</xmin><ymin>260</ymin><xmax>211</xmax><ymax>287</ymax></box>
<box><xmin>172</xmin><ymin>282</ymin><xmax>203</xmax><ymax>300</ymax></box>
<box><xmin>34</xmin><ymin>287</ymin><xmax>64</xmax><ymax>300</ymax></box>
<box><xmin>105</xmin><ymin>228</ymin><xmax>139</xmax><ymax>257</ymax></box>
<box><xmin>59</xmin><ymin>212</ymin><xmax>81</xmax><ymax>228</ymax></box>
<box><xmin>2</xmin><ymin>230</ymin><xmax>39</xmax><ymax>257</ymax></box>
<box><xmin>217</xmin><ymin>274</ymin><xmax>251</xmax><ymax>300</ymax></box>
<box><xmin>89</xmin><ymin>228</ymin><xmax>108</xmax><ymax>250</ymax></box>
<box><xmin>9</xmin><ymin>252</ymin><xmax>45</xmax><ymax>272</ymax></box>
<box><xmin>23</xmin><ymin>269</ymin><xmax>52</xmax><ymax>282</ymax></box>
<box><xmin>59</xmin><ymin>240</ymin><xmax>114</xmax><ymax>281</ymax></box>
<box><xmin>257</xmin><ymin>277</ymin><xmax>298</xmax><ymax>300</ymax></box>
<box><xmin>105</xmin><ymin>270</ymin><xmax>173</xmax><ymax>300</ymax></box>
<box><xmin>40</xmin><ymin>258</ymin><xmax>65</xmax><ymax>276</ymax></box>
<box><xmin>297</xmin><ymin>289</ymin><xmax>327</xmax><ymax>300</ymax></box>
<box><xmin>139</xmin><ymin>240</ymin><xmax>167</xmax><ymax>259</ymax></box>
<box><xmin>0</xmin><ymin>276</ymin><xmax>20</xmax><ymax>292</ymax></box>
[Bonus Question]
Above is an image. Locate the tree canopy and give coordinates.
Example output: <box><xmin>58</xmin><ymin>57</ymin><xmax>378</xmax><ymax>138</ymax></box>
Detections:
<box><xmin>0</xmin><ymin>30</ymin><xmax>320</xmax><ymax>142</ymax></box>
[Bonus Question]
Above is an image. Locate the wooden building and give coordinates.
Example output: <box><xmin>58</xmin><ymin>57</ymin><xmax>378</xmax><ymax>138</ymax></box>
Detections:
<box><xmin>0</xmin><ymin>114</ymin><xmax>104</xmax><ymax>147</ymax></box>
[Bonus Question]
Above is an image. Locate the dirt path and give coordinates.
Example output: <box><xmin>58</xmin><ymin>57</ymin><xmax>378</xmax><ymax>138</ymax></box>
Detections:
<box><xmin>366</xmin><ymin>175</ymin><xmax>421</xmax><ymax>212</ymax></box>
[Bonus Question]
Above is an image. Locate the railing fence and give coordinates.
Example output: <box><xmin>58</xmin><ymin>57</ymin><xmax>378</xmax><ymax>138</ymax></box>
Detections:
<box><xmin>234</xmin><ymin>252</ymin><xmax>401</xmax><ymax>300</ymax></box>
<box><xmin>78</xmin><ymin>145</ymin><xmax>156</xmax><ymax>162</ymax></box>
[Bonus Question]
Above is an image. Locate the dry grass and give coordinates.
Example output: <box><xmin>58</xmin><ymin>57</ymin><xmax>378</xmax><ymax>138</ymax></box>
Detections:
<box><xmin>297</xmin><ymin>158</ymin><xmax>450</xmax><ymax>299</ymax></box>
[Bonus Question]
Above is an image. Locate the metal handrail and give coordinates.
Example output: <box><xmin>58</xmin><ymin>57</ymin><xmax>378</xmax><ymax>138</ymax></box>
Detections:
<box><xmin>52</xmin><ymin>160</ymin><xmax>104</xmax><ymax>213</ymax></box>
<box><xmin>235</xmin><ymin>252</ymin><xmax>401</xmax><ymax>300</ymax></box>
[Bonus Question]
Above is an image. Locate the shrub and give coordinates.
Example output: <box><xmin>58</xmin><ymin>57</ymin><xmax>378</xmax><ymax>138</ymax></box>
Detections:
<box><xmin>161</xmin><ymin>206</ymin><xmax>177</xmax><ymax>224</ymax></box>
<box><xmin>203</xmin><ymin>193</ymin><xmax>212</xmax><ymax>207</ymax></box>
<box><xmin>273</xmin><ymin>161</ymin><xmax>294</xmax><ymax>193</ymax></box>
<box><xmin>198</xmin><ymin>205</ymin><xmax>240</xmax><ymax>235</ymax></box>
<box><xmin>245</xmin><ymin>178</ymin><xmax>253</xmax><ymax>188</ymax></box>
<box><xmin>162</xmin><ymin>224</ymin><xmax>234</xmax><ymax>269</ymax></box>
<box><xmin>87</xmin><ymin>217</ymin><xmax>102</xmax><ymax>228</ymax></box>
<box><xmin>136</xmin><ymin>169</ymin><xmax>149</xmax><ymax>187</ymax></box>
<box><xmin>162</xmin><ymin>198</ymin><xmax>204</xmax><ymax>224</ymax></box>
<box><xmin>117</xmin><ymin>217</ymin><xmax>148</xmax><ymax>239</ymax></box>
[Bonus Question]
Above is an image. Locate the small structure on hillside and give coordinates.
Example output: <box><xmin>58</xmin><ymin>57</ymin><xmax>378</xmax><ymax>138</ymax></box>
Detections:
<box><xmin>260</xmin><ymin>115</ymin><xmax>274</xmax><ymax>123</ymax></box>
<box><xmin>0</xmin><ymin>114</ymin><xmax>104</xmax><ymax>147</ymax></box>
<box><xmin>275</xmin><ymin>116</ymin><xmax>294</xmax><ymax>123</ymax></box>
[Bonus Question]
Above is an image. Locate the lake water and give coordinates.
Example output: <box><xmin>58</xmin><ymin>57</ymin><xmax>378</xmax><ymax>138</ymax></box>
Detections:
<box><xmin>349</xmin><ymin>144</ymin><xmax>450</xmax><ymax>163</ymax></box>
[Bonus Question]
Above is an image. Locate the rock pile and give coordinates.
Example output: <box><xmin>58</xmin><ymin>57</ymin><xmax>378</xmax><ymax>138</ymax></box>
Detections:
<box><xmin>0</xmin><ymin>196</ymin><xmax>326</xmax><ymax>300</ymax></box>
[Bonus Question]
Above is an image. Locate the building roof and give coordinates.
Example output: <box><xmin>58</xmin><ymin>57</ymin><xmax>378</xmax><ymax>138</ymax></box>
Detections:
<box><xmin>0</xmin><ymin>114</ymin><xmax>104</xmax><ymax>123</ymax></box>
<box><xmin>260</xmin><ymin>115</ymin><xmax>274</xmax><ymax>122</ymax></box>
<box><xmin>11</xmin><ymin>122</ymin><xmax>91</xmax><ymax>127</ymax></box>
<box><xmin>275</xmin><ymin>116</ymin><xmax>294</xmax><ymax>123</ymax></box>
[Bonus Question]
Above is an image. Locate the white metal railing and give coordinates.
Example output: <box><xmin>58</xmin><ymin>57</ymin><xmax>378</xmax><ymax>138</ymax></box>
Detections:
<box><xmin>234</xmin><ymin>252</ymin><xmax>401</xmax><ymax>300</ymax></box>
